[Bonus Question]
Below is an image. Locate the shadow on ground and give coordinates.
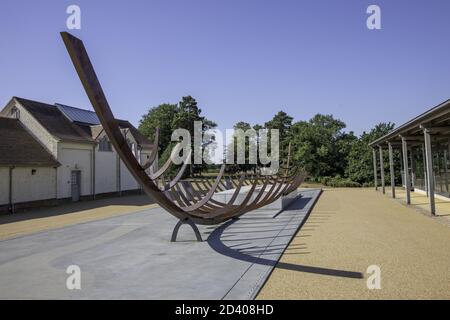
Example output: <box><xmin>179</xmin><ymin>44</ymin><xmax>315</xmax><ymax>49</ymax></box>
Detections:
<box><xmin>207</xmin><ymin>201</ymin><xmax>364</xmax><ymax>279</ymax></box>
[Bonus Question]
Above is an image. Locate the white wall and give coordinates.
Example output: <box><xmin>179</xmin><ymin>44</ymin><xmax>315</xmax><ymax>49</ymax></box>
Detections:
<box><xmin>57</xmin><ymin>142</ymin><xmax>93</xmax><ymax>199</ymax></box>
<box><xmin>95</xmin><ymin>144</ymin><xmax>117</xmax><ymax>194</ymax></box>
<box><xmin>0</xmin><ymin>168</ymin><xmax>9</xmax><ymax>205</ymax></box>
<box><xmin>0</xmin><ymin>166</ymin><xmax>56</xmax><ymax>205</ymax></box>
<box><xmin>120</xmin><ymin>159</ymin><xmax>139</xmax><ymax>191</ymax></box>
<box><xmin>11</xmin><ymin>167</ymin><xmax>57</xmax><ymax>203</ymax></box>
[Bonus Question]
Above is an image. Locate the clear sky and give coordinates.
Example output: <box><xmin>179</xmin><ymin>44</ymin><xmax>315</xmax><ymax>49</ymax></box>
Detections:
<box><xmin>1</xmin><ymin>0</ymin><xmax>450</xmax><ymax>135</ymax></box>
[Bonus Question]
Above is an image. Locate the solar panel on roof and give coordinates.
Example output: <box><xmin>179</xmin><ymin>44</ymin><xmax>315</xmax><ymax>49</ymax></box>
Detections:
<box><xmin>55</xmin><ymin>103</ymin><xmax>100</xmax><ymax>125</ymax></box>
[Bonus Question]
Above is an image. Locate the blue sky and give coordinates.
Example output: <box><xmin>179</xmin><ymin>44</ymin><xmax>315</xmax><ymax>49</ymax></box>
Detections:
<box><xmin>1</xmin><ymin>0</ymin><xmax>450</xmax><ymax>135</ymax></box>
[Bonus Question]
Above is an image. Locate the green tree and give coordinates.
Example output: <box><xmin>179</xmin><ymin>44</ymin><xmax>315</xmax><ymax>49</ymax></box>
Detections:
<box><xmin>138</xmin><ymin>96</ymin><xmax>217</xmax><ymax>177</ymax></box>
<box><xmin>289</xmin><ymin>114</ymin><xmax>355</xmax><ymax>178</ymax></box>
<box><xmin>346</xmin><ymin>122</ymin><xmax>397</xmax><ymax>185</ymax></box>
<box><xmin>138</xmin><ymin>103</ymin><xmax>178</xmax><ymax>153</ymax></box>
<box><xmin>226</xmin><ymin>121</ymin><xmax>257</xmax><ymax>173</ymax></box>
<box><xmin>264</xmin><ymin>111</ymin><xmax>293</xmax><ymax>159</ymax></box>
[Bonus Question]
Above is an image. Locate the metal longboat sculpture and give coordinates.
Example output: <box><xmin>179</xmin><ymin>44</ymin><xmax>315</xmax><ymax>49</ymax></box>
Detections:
<box><xmin>60</xmin><ymin>32</ymin><xmax>306</xmax><ymax>241</ymax></box>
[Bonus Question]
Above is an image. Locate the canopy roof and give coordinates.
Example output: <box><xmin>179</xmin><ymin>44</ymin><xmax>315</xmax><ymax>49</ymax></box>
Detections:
<box><xmin>369</xmin><ymin>99</ymin><xmax>450</xmax><ymax>147</ymax></box>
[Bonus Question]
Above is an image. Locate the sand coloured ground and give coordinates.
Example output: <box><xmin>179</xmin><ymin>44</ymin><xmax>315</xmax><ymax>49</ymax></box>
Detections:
<box><xmin>0</xmin><ymin>195</ymin><xmax>156</xmax><ymax>240</ymax></box>
<box><xmin>258</xmin><ymin>188</ymin><xmax>450</xmax><ymax>299</ymax></box>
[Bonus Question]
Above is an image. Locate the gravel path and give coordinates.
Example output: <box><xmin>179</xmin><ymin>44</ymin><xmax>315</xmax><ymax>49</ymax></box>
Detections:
<box><xmin>258</xmin><ymin>188</ymin><xmax>450</xmax><ymax>299</ymax></box>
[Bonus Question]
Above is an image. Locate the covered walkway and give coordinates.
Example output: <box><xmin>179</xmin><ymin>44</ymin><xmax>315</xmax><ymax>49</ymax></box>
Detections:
<box><xmin>394</xmin><ymin>188</ymin><xmax>450</xmax><ymax>217</ymax></box>
<box><xmin>369</xmin><ymin>99</ymin><xmax>450</xmax><ymax>216</ymax></box>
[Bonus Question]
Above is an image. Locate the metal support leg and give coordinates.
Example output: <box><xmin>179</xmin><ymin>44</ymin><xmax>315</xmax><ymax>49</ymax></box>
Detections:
<box><xmin>388</xmin><ymin>142</ymin><xmax>395</xmax><ymax>198</ymax></box>
<box><xmin>171</xmin><ymin>218</ymin><xmax>203</xmax><ymax>242</ymax></box>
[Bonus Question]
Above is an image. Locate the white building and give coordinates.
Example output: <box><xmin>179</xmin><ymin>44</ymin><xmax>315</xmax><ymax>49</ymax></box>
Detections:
<box><xmin>0</xmin><ymin>97</ymin><xmax>155</xmax><ymax>213</ymax></box>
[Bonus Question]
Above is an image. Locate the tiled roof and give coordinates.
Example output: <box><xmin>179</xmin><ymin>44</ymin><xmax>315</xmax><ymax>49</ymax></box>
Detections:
<box><xmin>0</xmin><ymin>117</ymin><xmax>60</xmax><ymax>167</ymax></box>
<box><xmin>11</xmin><ymin>97</ymin><xmax>153</xmax><ymax>149</ymax></box>
<box><xmin>117</xmin><ymin>120</ymin><xmax>154</xmax><ymax>149</ymax></box>
<box><xmin>14</xmin><ymin>97</ymin><xmax>95</xmax><ymax>143</ymax></box>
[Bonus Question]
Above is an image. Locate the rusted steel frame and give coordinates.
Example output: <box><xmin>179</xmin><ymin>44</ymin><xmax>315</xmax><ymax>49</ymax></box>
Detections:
<box><xmin>159</xmin><ymin>150</ymin><xmax>191</xmax><ymax>191</ymax></box>
<box><xmin>218</xmin><ymin>178</ymin><xmax>231</xmax><ymax>190</ymax></box>
<box><xmin>260</xmin><ymin>170</ymin><xmax>306</xmax><ymax>207</ymax></box>
<box><xmin>191</xmin><ymin>180</ymin><xmax>209</xmax><ymax>196</ymax></box>
<box><xmin>177</xmin><ymin>175</ymin><xmax>250</xmax><ymax>215</ymax></box>
<box><xmin>249</xmin><ymin>169</ymin><xmax>300</xmax><ymax>210</ymax></box>
<box><xmin>169</xmin><ymin>182</ymin><xmax>228</xmax><ymax>218</ymax></box>
<box><xmin>181</xmin><ymin>174</ymin><xmax>248</xmax><ymax>212</ymax></box>
<box><xmin>172</xmin><ymin>183</ymin><xmax>224</xmax><ymax>215</ymax></box>
<box><xmin>198</xmin><ymin>176</ymin><xmax>225</xmax><ymax>192</ymax></box>
<box><xmin>60</xmin><ymin>32</ymin><xmax>189</xmax><ymax>222</ymax></box>
<box><xmin>283</xmin><ymin>171</ymin><xmax>306</xmax><ymax>195</ymax></box>
<box><xmin>229</xmin><ymin>176</ymin><xmax>240</xmax><ymax>188</ymax></box>
<box><xmin>171</xmin><ymin>218</ymin><xmax>202</xmax><ymax>242</ymax></box>
<box><xmin>203</xmin><ymin>176</ymin><xmax>261</xmax><ymax>220</ymax></box>
<box><xmin>214</xmin><ymin>177</ymin><xmax>227</xmax><ymax>192</ymax></box>
<box><xmin>173</xmin><ymin>182</ymin><xmax>223</xmax><ymax>212</ymax></box>
<box><xmin>174</xmin><ymin>165</ymin><xmax>226</xmax><ymax>212</ymax></box>
<box><xmin>221</xmin><ymin>167</ymin><xmax>300</xmax><ymax>214</ymax></box>
<box><xmin>142</xmin><ymin>128</ymin><xmax>159</xmax><ymax>170</ymax></box>
<box><xmin>148</xmin><ymin>143</ymin><xmax>183</xmax><ymax>180</ymax></box>
<box><xmin>261</xmin><ymin>176</ymin><xmax>299</xmax><ymax>207</ymax></box>
<box><xmin>61</xmin><ymin>31</ymin><xmax>305</xmax><ymax>229</ymax></box>
<box><xmin>249</xmin><ymin>178</ymin><xmax>288</xmax><ymax>210</ymax></box>
<box><xmin>214</xmin><ymin>175</ymin><xmax>272</xmax><ymax>221</ymax></box>
<box><xmin>183</xmin><ymin>174</ymin><xmax>267</xmax><ymax>220</ymax></box>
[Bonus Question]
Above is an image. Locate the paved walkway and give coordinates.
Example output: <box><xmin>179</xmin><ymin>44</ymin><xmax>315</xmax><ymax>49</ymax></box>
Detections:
<box><xmin>0</xmin><ymin>189</ymin><xmax>321</xmax><ymax>299</ymax></box>
<box><xmin>258</xmin><ymin>188</ymin><xmax>450</xmax><ymax>299</ymax></box>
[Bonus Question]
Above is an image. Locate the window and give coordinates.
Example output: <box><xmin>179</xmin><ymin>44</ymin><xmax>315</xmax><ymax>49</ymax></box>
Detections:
<box><xmin>10</xmin><ymin>107</ymin><xmax>19</xmax><ymax>119</ymax></box>
<box><xmin>98</xmin><ymin>136</ymin><xmax>112</xmax><ymax>152</ymax></box>
<box><xmin>126</xmin><ymin>138</ymin><xmax>136</xmax><ymax>156</ymax></box>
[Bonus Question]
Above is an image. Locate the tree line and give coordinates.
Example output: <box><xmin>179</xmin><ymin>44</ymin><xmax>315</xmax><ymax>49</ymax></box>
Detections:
<box><xmin>138</xmin><ymin>96</ymin><xmax>399</xmax><ymax>186</ymax></box>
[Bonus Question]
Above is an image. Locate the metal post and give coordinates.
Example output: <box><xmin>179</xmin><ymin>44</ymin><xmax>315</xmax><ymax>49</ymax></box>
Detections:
<box><xmin>401</xmin><ymin>136</ymin><xmax>411</xmax><ymax>204</ymax></box>
<box><xmin>444</xmin><ymin>150</ymin><xmax>449</xmax><ymax>194</ymax></box>
<box><xmin>423</xmin><ymin>128</ymin><xmax>436</xmax><ymax>215</ymax></box>
<box><xmin>373</xmin><ymin>149</ymin><xmax>378</xmax><ymax>191</ymax></box>
<box><xmin>388</xmin><ymin>142</ymin><xmax>396</xmax><ymax>198</ymax></box>
<box><xmin>379</xmin><ymin>146</ymin><xmax>385</xmax><ymax>194</ymax></box>
<box><xmin>410</xmin><ymin>147</ymin><xmax>416</xmax><ymax>188</ymax></box>
<box><xmin>422</xmin><ymin>144</ymin><xmax>428</xmax><ymax>196</ymax></box>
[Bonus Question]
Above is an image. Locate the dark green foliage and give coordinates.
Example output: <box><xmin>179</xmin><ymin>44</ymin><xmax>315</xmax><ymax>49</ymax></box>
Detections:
<box><xmin>289</xmin><ymin>114</ymin><xmax>357</xmax><ymax>178</ymax></box>
<box><xmin>346</xmin><ymin>122</ymin><xmax>399</xmax><ymax>185</ymax></box>
<box><xmin>139</xmin><ymin>98</ymin><xmax>395</xmax><ymax>185</ymax></box>
<box><xmin>320</xmin><ymin>176</ymin><xmax>362</xmax><ymax>188</ymax></box>
<box><xmin>138</xmin><ymin>96</ymin><xmax>217</xmax><ymax>176</ymax></box>
<box><xmin>138</xmin><ymin>103</ymin><xmax>178</xmax><ymax>153</ymax></box>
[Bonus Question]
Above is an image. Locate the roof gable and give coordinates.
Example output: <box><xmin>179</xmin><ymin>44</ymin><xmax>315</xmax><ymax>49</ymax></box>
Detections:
<box><xmin>14</xmin><ymin>97</ymin><xmax>95</xmax><ymax>143</ymax></box>
<box><xmin>0</xmin><ymin>117</ymin><xmax>60</xmax><ymax>167</ymax></box>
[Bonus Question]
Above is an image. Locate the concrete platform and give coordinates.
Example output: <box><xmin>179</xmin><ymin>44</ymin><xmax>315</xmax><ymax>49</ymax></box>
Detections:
<box><xmin>0</xmin><ymin>189</ymin><xmax>321</xmax><ymax>300</ymax></box>
<box><xmin>212</xmin><ymin>185</ymin><xmax>301</xmax><ymax>214</ymax></box>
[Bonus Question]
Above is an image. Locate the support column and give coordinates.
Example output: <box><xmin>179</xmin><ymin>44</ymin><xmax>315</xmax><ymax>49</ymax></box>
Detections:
<box><xmin>423</xmin><ymin>128</ymin><xmax>436</xmax><ymax>215</ymax></box>
<box><xmin>401</xmin><ymin>136</ymin><xmax>411</xmax><ymax>204</ymax></box>
<box><xmin>379</xmin><ymin>146</ymin><xmax>385</xmax><ymax>194</ymax></box>
<box><xmin>373</xmin><ymin>148</ymin><xmax>378</xmax><ymax>191</ymax></box>
<box><xmin>422</xmin><ymin>144</ymin><xmax>428</xmax><ymax>196</ymax></box>
<box><xmin>410</xmin><ymin>147</ymin><xmax>416</xmax><ymax>188</ymax></box>
<box><xmin>444</xmin><ymin>150</ymin><xmax>449</xmax><ymax>194</ymax></box>
<box><xmin>388</xmin><ymin>142</ymin><xmax>396</xmax><ymax>198</ymax></box>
